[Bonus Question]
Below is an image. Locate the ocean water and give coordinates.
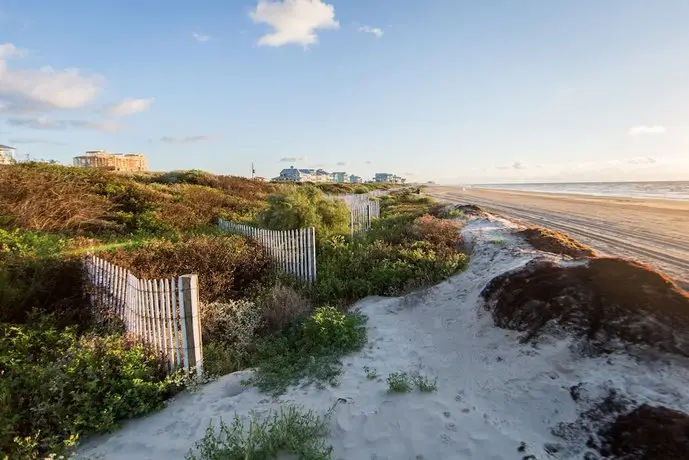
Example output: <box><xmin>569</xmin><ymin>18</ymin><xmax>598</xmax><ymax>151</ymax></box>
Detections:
<box><xmin>474</xmin><ymin>181</ymin><xmax>689</xmax><ymax>201</ymax></box>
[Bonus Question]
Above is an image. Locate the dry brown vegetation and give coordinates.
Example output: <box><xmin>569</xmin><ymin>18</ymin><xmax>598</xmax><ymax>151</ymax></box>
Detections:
<box><xmin>481</xmin><ymin>257</ymin><xmax>689</xmax><ymax>356</ymax></box>
<box><xmin>257</xmin><ymin>283</ymin><xmax>313</xmax><ymax>333</ymax></box>
<box><xmin>0</xmin><ymin>163</ymin><xmax>278</xmax><ymax>236</ymax></box>
<box><xmin>517</xmin><ymin>227</ymin><xmax>596</xmax><ymax>258</ymax></box>
<box><xmin>100</xmin><ymin>235</ymin><xmax>273</xmax><ymax>304</ymax></box>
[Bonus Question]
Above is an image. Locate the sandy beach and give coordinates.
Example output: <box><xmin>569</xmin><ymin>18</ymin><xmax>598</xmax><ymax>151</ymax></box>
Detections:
<box><xmin>429</xmin><ymin>186</ymin><xmax>689</xmax><ymax>288</ymax></box>
<box><xmin>77</xmin><ymin>214</ymin><xmax>689</xmax><ymax>460</ymax></box>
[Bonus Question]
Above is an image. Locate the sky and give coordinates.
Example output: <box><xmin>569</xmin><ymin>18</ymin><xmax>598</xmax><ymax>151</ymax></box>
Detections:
<box><xmin>1</xmin><ymin>0</ymin><xmax>688</xmax><ymax>184</ymax></box>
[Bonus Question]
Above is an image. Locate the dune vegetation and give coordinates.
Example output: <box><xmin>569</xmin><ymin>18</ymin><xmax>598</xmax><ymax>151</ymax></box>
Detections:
<box><xmin>0</xmin><ymin>163</ymin><xmax>467</xmax><ymax>458</ymax></box>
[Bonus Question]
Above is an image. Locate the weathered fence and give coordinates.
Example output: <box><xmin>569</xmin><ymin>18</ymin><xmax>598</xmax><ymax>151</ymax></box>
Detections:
<box><xmin>84</xmin><ymin>255</ymin><xmax>203</xmax><ymax>376</ymax></box>
<box><xmin>330</xmin><ymin>190</ymin><xmax>387</xmax><ymax>209</ymax></box>
<box><xmin>218</xmin><ymin>219</ymin><xmax>317</xmax><ymax>283</ymax></box>
<box><xmin>349</xmin><ymin>200</ymin><xmax>381</xmax><ymax>235</ymax></box>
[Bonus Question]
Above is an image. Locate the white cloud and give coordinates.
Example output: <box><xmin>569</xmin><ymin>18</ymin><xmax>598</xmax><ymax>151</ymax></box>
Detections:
<box><xmin>359</xmin><ymin>26</ymin><xmax>383</xmax><ymax>38</ymax></box>
<box><xmin>0</xmin><ymin>43</ymin><xmax>27</xmax><ymax>59</ymax></box>
<box><xmin>193</xmin><ymin>33</ymin><xmax>211</xmax><ymax>43</ymax></box>
<box><xmin>512</xmin><ymin>161</ymin><xmax>527</xmax><ymax>170</ymax></box>
<box><xmin>628</xmin><ymin>125</ymin><xmax>666</xmax><ymax>135</ymax></box>
<box><xmin>0</xmin><ymin>61</ymin><xmax>104</xmax><ymax>109</ymax></box>
<box><xmin>107</xmin><ymin>97</ymin><xmax>154</xmax><ymax>117</ymax></box>
<box><xmin>7</xmin><ymin>116</ymin><xmax>62</xmax><ymax>129</ymax></box>
<box><xmin>280</xmin><ymin>156</ymin><xmax>307</xmax><ymax>162</ymax></box>
<box><xmin>9</xmin><ymin>138</ymin><xmax>66</xmax><ymax>146</ymax></box>
<box><xmin>78</xmin><ymin>119</ymin><xmax>122</xmax><ymax>133</ymax></box>
<box><xmin>7</xmin><ymin>116</ymin><xmax>122</xmax><ymax>132</ymax></box>
<box><xmin>627</xmin><ymin>157</ymin><xmax>657</xmax><ymax>165</ymax></box>
<box><xmin>250</xmin><ymin>0</ymin><xmax>339</xmax><ymax>47</ymax></box>
<box><xmin>161</xmin><ymin>135</ymin><xmax>221</xmax><ymax>144</ymax></box>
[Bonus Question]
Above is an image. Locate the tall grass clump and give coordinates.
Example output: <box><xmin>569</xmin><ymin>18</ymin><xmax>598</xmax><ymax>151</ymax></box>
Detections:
<box><xmin>186</xmin><ymin>405</ymin><xmax>334</xmax><ymax>460</ymax></box>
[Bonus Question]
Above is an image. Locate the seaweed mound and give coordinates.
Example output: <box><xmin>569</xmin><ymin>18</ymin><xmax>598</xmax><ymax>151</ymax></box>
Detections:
<box><xmin>598</xmin><ymin>405</ymin><xmax>689</xmax><ymax>459</ymax></box>
<box><xmin>481</xmin><ymin>257</ymin><xmax>689</xmax><ymax>355</ymax></box>
<box><xmin>517</xmin><ymin>227</ymin><xmax>596</xmax><ymax>258</ymax></box>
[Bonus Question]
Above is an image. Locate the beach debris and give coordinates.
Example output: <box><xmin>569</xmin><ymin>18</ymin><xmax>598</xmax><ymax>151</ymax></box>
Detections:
<box><xmin>481</xmin><ymin>257</ymin><xmax>689</xmax><ymax>356</ymax></box>
<box><xmin>598</xmin><ymin>404</ymin><xmax>689</xmax><ymax>459</ymax></box>
<box><xmin>517</xmin><ymin>227</ymin><xmax>596</xmax><ymax>258</ymax></box>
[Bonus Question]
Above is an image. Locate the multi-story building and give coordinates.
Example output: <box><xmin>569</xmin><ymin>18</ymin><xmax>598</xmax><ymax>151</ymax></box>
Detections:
<box><xmin>0</xmin><ymin>144</ymin><xmax>16</xmax><ymax>165</ymax></box>
<box><xmin>332</xmin><ymin>172</ymin><xmax>348</xmax><ymax>183</ymax></box>
<box><xmin>374</xmin><ymin>172</ymin><xmax>405</xmax><ymax>184</ymax></box>
<box><xmin>349</xmin><ymin>175</ymin><xmax>363</xmax><ymax>184</ymax></box>
<box><xmin>277</xmin><ymin>166</ymin><xmax>335</xmax><ymax>183</ymax></box>
<box><xmin>73</xmin><ymin>150</ymin><xmax>148</xmax><ymax>172</ymax></box>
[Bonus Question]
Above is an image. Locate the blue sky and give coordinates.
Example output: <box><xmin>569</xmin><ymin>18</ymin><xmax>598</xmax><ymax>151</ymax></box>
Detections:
<box><xmin>1</xmin><ymin>0</ymin><xmax>688</xmax><ymax>183</ymax></box>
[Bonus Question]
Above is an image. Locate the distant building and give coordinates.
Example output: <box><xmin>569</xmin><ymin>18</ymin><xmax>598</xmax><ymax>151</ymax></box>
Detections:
<box><xmin>332</xmin><ymin>171</ymin><xmax>347</xmax><ymax>183</ymax></box>
<box><xmin>349</xmin><ymin>175</ymin><xmax>363</xmax><ymax>184</ymax></box>
<box><xmin>73</xmin><ymin>150</ymin><xmax>147</xmax><ymax>172</ymax></box>
<box><xmin>374</xmin><ymin>173</ymin><xmax>406</xmax><ymax>184</ymax></box>
<box><xmin>277</xmin><ymin>166</ymin><xmax>312</xmax><ymax>182</ymax></box>
<box><xmin>277</xmin><ymin>166</ymin><xmax>336</xmax><ymax>183</ymax></box>
<box><xmin>0</xmin><ymin>144</ymin><xmax>16</xmax><ymax>165</ymax></box>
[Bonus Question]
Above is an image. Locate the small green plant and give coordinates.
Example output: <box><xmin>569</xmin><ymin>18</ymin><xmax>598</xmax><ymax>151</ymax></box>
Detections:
<box><xmin>387</xmin><ymin>372</ymin><xmax>412</xmax><ymax>393</ymax></box>
<box><xmin>363</xmin><ymin>366</ymin><xmax>379</xmax><ymax>380</ymax></box>
<box><xmin>488</xmin><ymin>237</ymin><xmax>508</xmax><ymax>247</ymax></box>
<box><xmin>249</xmin><ymin>308</ymin><xmax>367</xmax><ymax>395</ymax></box>
<box><xmin>186</xmin><ymin>405</ymin><xmax>334</xmax><ymax>460</ymax></box>
<box><xmin>412</xmin><ymin>372</ymin><xmax>438</xmax><ymax>393</ymax></box>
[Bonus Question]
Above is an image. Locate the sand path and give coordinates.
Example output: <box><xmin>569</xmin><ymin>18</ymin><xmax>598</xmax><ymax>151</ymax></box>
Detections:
<box><xmin>429</xmin><ymin>186</ymin><xmax>689</xmax><ymax>288</ymax></box>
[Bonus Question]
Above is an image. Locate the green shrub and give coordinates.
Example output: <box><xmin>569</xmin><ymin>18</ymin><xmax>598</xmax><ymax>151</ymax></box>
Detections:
<box><xmin>0</xmin><ymin>229</ymin><xmax>68</xmax><ymax>259</ymax></box>
<box><xmin>313</xmin><ymin>235</ymin><xmax>468</xmax><ymax>305</ymax></box>
<box><xmin>187</xmin><ymin>405</ymin><xmax>333</xmax><ymax>460</ymax></box>
<box><xmin>387</xmin><ymin>372</ymin><xmax>412</xmax><ymax>393</ymax></box>
<box><xmin>259</xmin><ymin>186</ymin><xmax>349</xmax><ymax>237</ymax></box>
<box><xmin>412</xmin><ymin>372</ymin><xmax>438</xmax><ymax>392</ymax></box>
<box><xmin>249</xmin><ymin>307</ymin><xmax>367</xmax><ymax>395</ymax></box>
<box><xmin>0</xmin><ymin>323</ymin><xmax>175</xmax><ymax>458</ymax></box>
<box><xmin>0</xmin><ymin>255</ymin><xmax>92</xmax><ymax>328</ymax></box>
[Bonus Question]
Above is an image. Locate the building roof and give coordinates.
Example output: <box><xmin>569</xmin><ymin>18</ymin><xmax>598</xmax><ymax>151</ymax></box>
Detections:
<box><xmin>0</xmin><ymin>144</ymin><xmax>16</xmax><ymax>150</ymax></box>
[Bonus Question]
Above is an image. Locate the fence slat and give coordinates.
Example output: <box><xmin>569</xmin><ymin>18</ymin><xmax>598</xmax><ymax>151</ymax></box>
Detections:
<box><xmin>170</xmin><ymin>278</ymin><xmax>182</xmax><ymax>369</ymax></box>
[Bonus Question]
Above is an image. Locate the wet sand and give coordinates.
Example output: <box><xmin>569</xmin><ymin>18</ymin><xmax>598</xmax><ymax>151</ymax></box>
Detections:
<box><xmin>428</xmin><ymin>186</ymin><xmax>689</xmax><ymax>287</ymax></box>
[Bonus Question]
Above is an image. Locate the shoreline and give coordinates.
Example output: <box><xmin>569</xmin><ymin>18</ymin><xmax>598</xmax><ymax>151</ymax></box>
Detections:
<box><xmin>428</xmin><ymin>186</ymin><xmax>689</xmax><ymax>286</ymax></box>
<box><xmin>469</xmin><ymin>186</ymin><xmax>689</xmax><ymax>205</ymax></box>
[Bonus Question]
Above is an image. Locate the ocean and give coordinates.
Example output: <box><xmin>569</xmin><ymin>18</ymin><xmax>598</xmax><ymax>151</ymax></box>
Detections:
<box><xmin>473</xmin><ymin>181</ymin><xmax>689</xmax><ymax>201</ymax></box>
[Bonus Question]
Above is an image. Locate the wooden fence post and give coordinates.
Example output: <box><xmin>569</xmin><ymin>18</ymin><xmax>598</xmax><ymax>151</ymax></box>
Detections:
<box><xmin>180</xmin><ymin>274</ymin><xmax>203</xmax><ymax>376</ymax></box>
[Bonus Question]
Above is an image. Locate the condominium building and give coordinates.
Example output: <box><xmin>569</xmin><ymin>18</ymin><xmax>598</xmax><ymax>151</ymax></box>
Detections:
<box><xmin>277</xmin><ymin>166</ymin><xmax>334</xmax><ymax>183</ymax></box>
<box><xmin>332</xmin><ymin>172</ymin><xmax>348</xmax><ymax>183</ymax></box>
<box><xmin>73</xmin><ymin>150</ymin><xmax>148</xmax><ymax>172</ymax></box>
<box><xmin>0</xmin><ymin>144</ymin><xmax>16</xmax><ymax>165</ymax></box>
<box><xmin>374</xmin><ymin>172</ymin><xmax>406</xmax><ymax>184</ymax></box>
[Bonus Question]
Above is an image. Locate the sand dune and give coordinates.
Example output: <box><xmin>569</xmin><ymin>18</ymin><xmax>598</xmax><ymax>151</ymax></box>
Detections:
<box><xmin>429</xmin><ymin>186</ymin><xmax>689</xmax><ymax>289</ymax></box>
<box><xmin>77</xmin><ymin>215</ymin><xmax>689</xmax><ymax>460</ymax></box>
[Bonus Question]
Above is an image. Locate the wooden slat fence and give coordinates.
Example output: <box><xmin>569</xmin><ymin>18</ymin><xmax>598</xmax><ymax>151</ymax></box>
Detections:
<box><xmin>329</xmin><ymin>191</ymin><xmax>385</xmax><ymax>235</ymax></box>
<box><xmin>218</xmin><ymin>219</ymin><xmax>317</xmax><ymax>283</ymax></box>
<box><xmin>349</xmin><ymin>200</ymin><xmax>381</xmax><ymax>235</ymax></box>
<box><xmin>84</xmin><ymin>255</ymin><xmax>203</xmax><ymax>376</ymax></box>
<box><xmin>330</xmin><ymin>190</ymin><xmax>388</xmax><ymax>209</ymax></box>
